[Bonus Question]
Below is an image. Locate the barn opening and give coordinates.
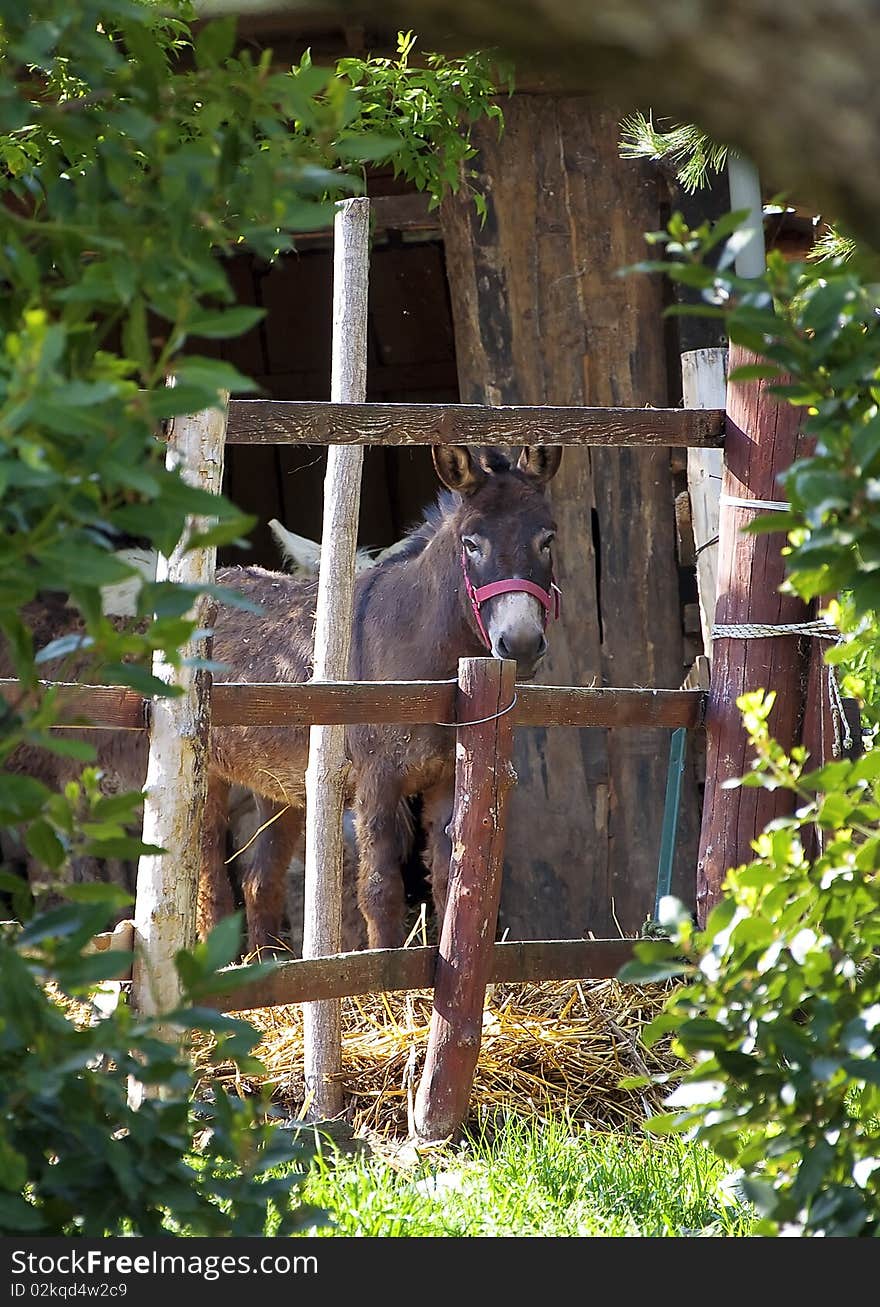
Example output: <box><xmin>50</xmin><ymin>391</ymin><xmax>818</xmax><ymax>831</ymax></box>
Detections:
<box><xmin>215</xmin><ymin>171</ymin><xmax>459</xmax><ymax>573</ymax></box>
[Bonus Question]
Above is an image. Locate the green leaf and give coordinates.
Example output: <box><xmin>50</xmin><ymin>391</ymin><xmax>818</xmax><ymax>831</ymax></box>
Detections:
<box><xmin>61</xmin><ymin>883</ymin><xmax>134</xmax><ymax>907</ymax></box>
<box><xmin>81</xmin><ymin>837</ymin><xmax>163</xmax><ymax>859</ymax></box>
<box><xmin>203</xmin><ymin>914</ymin><xmax>245</xmax><ymax>973</ymax></box>
<box><xmin>0</xmin><ymin>869</ymin><xmax>30</xmax><ymax>896</ymax></box>
<box><xmin>35</xmin><ymin>633</ymin><xmax>92</xmax><ymax>665</ymax></box>
<box><xmin>53</xmin><ymin>951</ymin><xmax>132</xmax><ymax>988</ymax></box>
<box><xmin>24</xmin><ymin>820</ymin><xmax>65</xmax><ymax>871</ymax></box>
<box><xmin>194</xmin><ymin>16</ymin><xmax>237</xmax><ymax>69</ymax></box>
<box><xmin>122</xmin><ymin>295</ymin><xmax>151</xmax><ymax>371</ymax></box>
<box><xmin>172</xmin><ymin>357</ymin><xmax>259</xmax><ymax>399</ymax></box>
<box><xmin>184</xmin><ymin>517</ymin><xmax>256</xmax><ymax>552</ymax></box>
<box><xmin>0</xmin><ymin>1192</ymin><xmax>45</xmax><ymax>1231</ymax></box>
<box><xmin>18</xmin><ymin>902</ymin><xmax>109</xmax><ymax>948</ymax></box>
<box><xmin>334</xmin><ymin>131</ymin><xmax>403</xmax><ymax>161</ymax></box>
<box><xmin>852</xmin><ymin>414</ymin><xmax>880</xmax><ymax>476</ymax></box>
<box><xmin>727</xmin><ymin>364</ymin><xmax>783</xmax><ymax>382</ymax></box>
<box><xmin>100</xmin><ymin>664</ymin><xmax>183</xmax><ymax>698</ymax></box>
<box><xmin>181</xmin><ymin>959</ymin><xmax>281</xmax><ymax>999</ymax></box>
<box><xmin>187</xmin><ymin>306</ymin><xmax>265</xmax><ymax>339</ymax></box>
<box><xmin>0</xmin><ymin>614</ymin><xmax>35</xmax><ymax>684</ymax></box>
<box><xmin>617</xmin><ymin>958</ymin><xmax>687</xmax><ymax>983</ymax></box>
<box><xmin>90</xmin><ymin>792</ymin><xmax>146</xmax><ymax>821</ymax></box>
<box><xmin>0</xmin><ymin>775</ymin><xmax>49</xmax><ymax>824</ymax></box>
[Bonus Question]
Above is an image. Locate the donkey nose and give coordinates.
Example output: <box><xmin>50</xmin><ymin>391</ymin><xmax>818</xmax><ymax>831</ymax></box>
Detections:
<box><xmin>495</xmin><ymin>629</ymin><xmax>548</xmax><ymax>668</ymax></box>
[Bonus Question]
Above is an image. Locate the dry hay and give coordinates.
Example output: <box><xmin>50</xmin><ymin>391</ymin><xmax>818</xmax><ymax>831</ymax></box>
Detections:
<box><xmin>193</xmin><ymin>978</ymin><xmax>684</xmax><ymax>1140</ymax></box>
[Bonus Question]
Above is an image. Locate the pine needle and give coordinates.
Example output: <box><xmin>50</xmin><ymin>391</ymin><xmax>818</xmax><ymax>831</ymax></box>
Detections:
<box><xmin>619</xmin><ymin>112</ymin><xmax>729</xmax><ymax>193</ymax></box>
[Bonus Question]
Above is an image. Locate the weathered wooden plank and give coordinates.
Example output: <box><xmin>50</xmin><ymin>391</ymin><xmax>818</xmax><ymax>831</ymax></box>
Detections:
<box><xmin>205</xmin><ymin>938</ymin><xmax>638</xmax><ymax>1011</ymax></box>
<box><xmin>515</xmin><ymin>686</ymin><xmax>704</xmax><ymax>730</ymax></box>
<box><xmin>213</xmin><ymin>683</ymin><xmax>704</xmax><ymax>728</ymax></box>
<box><xmin>683</xmin><ymin>347</ymin><xmax>727</xmax><ymax>664</ymax></box>
<box><xmin>0</xmin><ymin>680</ymin><xmax>146</xmax><ymax>728</ymax></box>
<box><xmin>6</xmin><ymin>678</ymin><xmax>706</xmax><ymax>730</ymax></box>
<box><xmin>440</xmin><ymin>96</ymin><xmax>702</xmax><ymax>941</ymax></box>
<box><xmin>2</xmin><ymin>679</ymin><xmax>706</xmax><ymax>730</ymax></box>
<box><xmin>212</xmin><ymin>680</ymin><xmax>455</xmax><ymax>726</ymax></box>
<box><xmin>415</xmin><ymin>656</ymin><xmax>518</xmax><ymax>1141</ymax></box>
<box><xmin>225</xmin><ymin>398</ymin><xmax>725</xmax><ymax>448</ymax></box>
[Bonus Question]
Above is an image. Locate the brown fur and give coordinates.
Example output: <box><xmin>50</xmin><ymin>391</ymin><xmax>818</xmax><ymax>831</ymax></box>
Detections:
<box><xmin>3</xmin><ymin>445</ymin><xmax>562</xmax><ymax>952</ymax></box>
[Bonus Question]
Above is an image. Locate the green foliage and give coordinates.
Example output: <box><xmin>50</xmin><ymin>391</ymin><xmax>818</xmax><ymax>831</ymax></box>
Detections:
<box><xmin>632</xmin><ymin>211</ymin><xmax>880</xmax><ymax>615</ymax></box>
<box><xmin>0</xmin><ymin>889</ymin><xmax>322</xmax><ymax>1235</ymax></box>
<box><xmin>823</xmin><ymin>595</ymin><xmax>880</xmax><ymax>737</ymax></box>
<box><xmin>621</xmin><ymin>690</ymin><xmax>880</xmax><ymax>1237</ymax></box>
<box><xmin>809</xmin><ymin>225</ymin><xmax>858</xmax><ymax>265</ymax></box>
<box><xmin>618</xmin><ymin>113</ymin><xmax>729</xmax><ymax>194</ymax></box>
<box><xmin>334</xmin><ymin>30</ymin><xmax>508</xmax><ymax>219</ymax></box>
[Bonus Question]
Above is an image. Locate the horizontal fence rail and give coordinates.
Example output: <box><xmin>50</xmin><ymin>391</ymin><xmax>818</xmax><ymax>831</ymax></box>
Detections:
<box><xmin>225</xmin><ymin>399</ymin><xmax>726</xmax><ymax>448</ymax></box>
<box><xmin>82</xmin><ymin>932</ymin><xmax>638</xmax><ymax>1007</ymax></box>
<box><xmin>1</xmin><ymin>679</ymin><xmax>707</xmax><ymax>731</ymax></box>
<box><xmin>209</xmin><ymin>938</ymin><xmax>638</xmax><ymax>1011</ymax></box>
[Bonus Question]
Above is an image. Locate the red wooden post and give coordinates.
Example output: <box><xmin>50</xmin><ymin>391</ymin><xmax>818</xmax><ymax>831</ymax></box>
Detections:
<box><xmin>696</xmin><ymin>344</ymin><xmax>815</xmax><ymax>927</ymax></box>
<box><xmin>414</xmin><ymin>656</ymin><xmax>517</xmax><ymax>1142</ymax></box>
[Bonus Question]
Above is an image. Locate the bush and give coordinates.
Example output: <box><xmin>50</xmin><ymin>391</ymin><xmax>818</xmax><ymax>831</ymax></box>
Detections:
<box><xmin>0</xmin><ymin>888</ymin><xmax>321</xmax><ymax>1236</ymax></box>
<box><xmin>622</xmin><ymin>691</ymin><xmax>880</xmax><ymax>1237</ymax></box>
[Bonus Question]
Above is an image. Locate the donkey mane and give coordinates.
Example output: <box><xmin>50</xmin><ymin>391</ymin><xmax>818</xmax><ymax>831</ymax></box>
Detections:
<box><xmin>367</xmin><ymin>487</ymin><xmax>462</xmax><ymax>570</ymax></box>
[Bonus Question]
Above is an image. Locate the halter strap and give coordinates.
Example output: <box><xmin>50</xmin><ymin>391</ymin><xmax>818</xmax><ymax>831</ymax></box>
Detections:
<box><xmin>461</xmin><ymin>549</ymin><xmax>561</xmax><ymax>651</ymax></box>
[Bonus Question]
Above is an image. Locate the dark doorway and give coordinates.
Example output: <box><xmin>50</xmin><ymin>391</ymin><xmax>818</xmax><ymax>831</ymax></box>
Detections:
<box><xmin>217</xmin><ymin>226</ymin><xmax>460</xmax><ymax>571</ymax></box>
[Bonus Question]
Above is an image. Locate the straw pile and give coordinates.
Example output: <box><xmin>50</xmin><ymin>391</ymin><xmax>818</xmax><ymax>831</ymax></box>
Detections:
<box><xmin>194</xmin><ymin>977</ymin><xmax>684</xmax><ymax>1139</ymax></box>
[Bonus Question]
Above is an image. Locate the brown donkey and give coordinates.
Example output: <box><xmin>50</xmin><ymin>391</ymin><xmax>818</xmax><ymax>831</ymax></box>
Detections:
<box><xmin>4</xmin><ymin>444</ymin><xmax>562</xmax><ymax>953</ymax></box>
<box><xmin>203</xmin><ymin>443</ymin><xmax>562</xmax><ymax>951</ymax></box>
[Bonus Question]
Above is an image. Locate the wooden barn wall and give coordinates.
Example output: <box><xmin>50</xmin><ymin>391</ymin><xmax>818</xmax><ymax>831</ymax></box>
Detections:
<box><xmin>440</xmin><ymin>95</ymin><xmax>702</xmax><ymax>939</ymax></box>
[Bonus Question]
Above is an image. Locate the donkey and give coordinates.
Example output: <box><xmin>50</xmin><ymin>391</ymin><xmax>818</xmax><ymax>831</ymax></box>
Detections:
<box><xmin>3</xmin><ymin>443</ymin><xmax>562</xmax><ymax>953</ymax></box>
<box><xmin>202</xmin><ymin>443</ymin><xmax>562</xmax><ymax>951</ymax></box>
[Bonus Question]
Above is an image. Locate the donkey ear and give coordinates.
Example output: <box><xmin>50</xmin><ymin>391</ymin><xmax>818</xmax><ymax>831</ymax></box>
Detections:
<box><xmin>517</xmin><ymin>445</ymin><xmax>563</xmax><ymax>486</ymax></box>
<box><xmin>432</xmin><ymin>445</ymin><xmax>486</xmax><ymax>496</ymax></box>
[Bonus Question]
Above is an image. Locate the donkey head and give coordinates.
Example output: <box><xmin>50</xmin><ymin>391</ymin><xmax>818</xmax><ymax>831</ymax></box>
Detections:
<box><xmin>433</xmin><ymin>444</ymin><xmax>563</xmax><ymax>680</ymax></box>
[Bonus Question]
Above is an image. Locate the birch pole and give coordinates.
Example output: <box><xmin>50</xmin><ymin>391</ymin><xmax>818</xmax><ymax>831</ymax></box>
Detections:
<box><xmin>302</xmin><ymin>197</ymin><xmax>370</xmax><ymax>1120</ymax></box>
<box><xmin>131</xmin><ymin>397</ymin><xmax>228</xmax><ymax>1034</ymax></box>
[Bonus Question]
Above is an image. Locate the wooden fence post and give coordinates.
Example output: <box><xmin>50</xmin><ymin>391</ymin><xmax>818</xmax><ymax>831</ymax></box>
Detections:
<box><xmin>131</xmin><ymin>398</ymin><xmax>228</xmax><ymax>1025</ymax></box>
<box><xmin>682</xmin><ymin>347</ymin><xmax>727</xmax><ymax>665</ymax></box>
<box><xmin>414</xmin><ymin>656</ymin><xmax>517</xmax><ymax>1142</ymax></box>
<box><xmin>302</xmin><ymin>196</ymin><xmax>370</xmax><ymax>1120</ymax></box>
<box><xmin>696</xmin><ymin>347</ymin><xmax>814</xmax><ymax>926</ymax></box>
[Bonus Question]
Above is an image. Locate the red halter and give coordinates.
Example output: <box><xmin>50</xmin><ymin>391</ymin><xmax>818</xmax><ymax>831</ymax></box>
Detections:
<box><xmin>461</xmin><ymin>548</ymin><xmax>562</xmax><ymax>652</ymax></box>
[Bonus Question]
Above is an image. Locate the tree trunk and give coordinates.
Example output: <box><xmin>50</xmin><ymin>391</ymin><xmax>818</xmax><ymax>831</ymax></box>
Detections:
<box><xmin>696</xmin><ymin>346</ymin><xmax>814</xmax><ymax>924</ymax></box>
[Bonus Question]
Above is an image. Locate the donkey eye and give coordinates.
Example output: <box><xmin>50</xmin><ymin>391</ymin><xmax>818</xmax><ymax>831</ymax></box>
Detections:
<box><xmin>461</xmin><ymin>536</ymin><xmax>481</xmax><ymax>556</ymax></box>
<box><xmin>539</xmin><ymin>532</ymin><xmax>556</xmax><ymax>552</ymax></box>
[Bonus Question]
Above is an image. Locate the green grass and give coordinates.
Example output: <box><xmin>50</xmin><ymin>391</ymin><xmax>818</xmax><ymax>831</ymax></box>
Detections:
<box><xmin>287</xmin><ymin>1111</ymin><xmax>754</xmax><ymax>1237</ymax></box>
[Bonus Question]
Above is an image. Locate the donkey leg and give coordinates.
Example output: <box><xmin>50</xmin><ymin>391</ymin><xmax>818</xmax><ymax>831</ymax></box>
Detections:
<box><xmin>197</xmin><ymin>773</ymin><xmax>235</xmax><ymax>941</ymax></box>
<box><xmin>421</xmin><ymin>782</ymin><xmax>455</xmax><ymax>935</ymax></box>
<box><xmin>241</xmin><ymin>800</ymin><xmax>304</xmax><ymax>956</ymax></box>
<box><xmin>354</xmin><ymin>781</ymin><xmax>410</xmax><ymax>950</ymax></box>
